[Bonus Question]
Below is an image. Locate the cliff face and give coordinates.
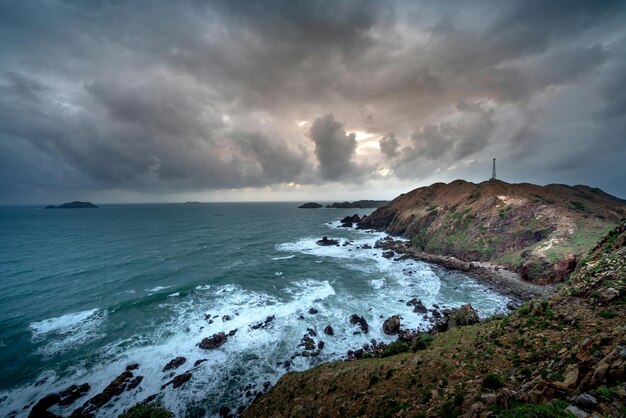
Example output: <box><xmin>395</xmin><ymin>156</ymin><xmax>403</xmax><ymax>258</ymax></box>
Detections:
<box><xmin>244</xmin><ymin>221</ymin><xmax>626</xmax><ymax>418</ymax></box>
<box><xmin>359</xmin><ymin>180</ymin><xmax>626</xmax><ymax>283</ymax></box>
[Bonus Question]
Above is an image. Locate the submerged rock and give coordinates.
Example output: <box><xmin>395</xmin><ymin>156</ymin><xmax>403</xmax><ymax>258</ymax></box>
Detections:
<box><xmin>199</xmin><ymin>332</ymin><xmax>228</xmax><ymax>349</ymax></box>
<box><xmin>317</xmin><ymin>237</ymin><xmax>339</xmax><ymax>246</ymax></box>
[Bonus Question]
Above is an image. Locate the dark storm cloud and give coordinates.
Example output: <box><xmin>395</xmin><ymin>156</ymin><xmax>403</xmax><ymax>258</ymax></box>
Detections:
<box><xmin>1</xmin><ymin>0</ymin><xmax>626</xmax><ymax>203</ymax></box>
<box><xmin>309</xmin><ymin>114</ymin><xmax>358</xmax><ymax>180</ymax></box>
<box><xmin>379</xmin><ymin>133</ymin><xmax>399</xmax><ymax>159</ymax></box>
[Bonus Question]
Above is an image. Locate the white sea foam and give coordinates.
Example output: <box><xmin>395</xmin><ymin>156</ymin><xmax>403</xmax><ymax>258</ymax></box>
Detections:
<box><xmin>146</xmin><ymin>285</ymin><xmax>172</xmax><ymax>293</ymax></box>
<box><xmin>28</xmin><ymin>309</ymin><xmax>107</xmax><ymax>357</ymax></box>
<box><xmin>29</xmin><ymin>309</ymin><xmax>99</xmax><ymax>336</ymax></box>
<box><xmin>274</xmin><ymin>271</ymin><xmax>283</xmax><ymax>276</ymax></box>
<box><xmin>271</xmin><ymin>254</ymin><xmax>295</xmax><ymax>260</ymax></box>
<box><xmin>168</xmin><ymin>292</ymin><xmax>180</xmax><ymax>297</ymax></box>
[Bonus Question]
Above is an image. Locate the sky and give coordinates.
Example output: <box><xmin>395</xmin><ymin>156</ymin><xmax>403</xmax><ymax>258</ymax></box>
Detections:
<box><xmin>1</xmin><ymin>0</ymin><xmax>626</xmax><ymax>204</ymax></box>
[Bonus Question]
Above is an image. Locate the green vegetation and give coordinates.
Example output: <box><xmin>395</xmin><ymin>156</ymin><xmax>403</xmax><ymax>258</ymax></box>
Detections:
<box><xmin>369</xmin><ymin>374</ymin><xmax>381</xmax><ymax>386</ymax></box>
<box><xmin>497</xmin><ymin>400</ymin><xmax>573</xmax><ymax>418</ymax></box>
<box><xmin>482</xmin><ymin>373</ymin><xmax>504</xmax><ymax>390</ymax></box>
<box><xmin>569</xmin><ymin>201</ymin><xmax>586</xmax><ymax>212</ymax></box>
<box><xmin>381</xmin><ymin>341</ymin><xmax>410</xmax><ymax>357</ymax></box>
<box><xmin>599</xmin><ymin>309</ymin><xmax>616</xmax><ymax>319</ymax></box>
<box><xmin>119</xmin><ymin>403</ymin><xmax>174</xmax><ymax>418</ymax></box>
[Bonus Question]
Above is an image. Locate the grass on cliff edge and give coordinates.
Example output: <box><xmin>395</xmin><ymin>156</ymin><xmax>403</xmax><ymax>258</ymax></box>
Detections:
<box><xmin>245</xmin><ymin>291</ymin><xmax>625</xmax><ymax>418</ymax></box>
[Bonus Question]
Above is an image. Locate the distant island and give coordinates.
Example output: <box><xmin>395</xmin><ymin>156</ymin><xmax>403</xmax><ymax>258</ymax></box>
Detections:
<box><xmin>298</xmin><ymin>200</ymin><xmax>389</xmax><ymax>209</ymax></box>
<box><xmin>44</xmin><ymin>201</ymin><xmax>98</xmax><ymax>209</ymax></box>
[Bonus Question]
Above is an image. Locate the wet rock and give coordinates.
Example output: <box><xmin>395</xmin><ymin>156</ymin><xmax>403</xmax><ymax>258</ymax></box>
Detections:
<box><xmin>349</xmin><ymin>314</ymin><xmax>369</xmax><ymax>333</ymax></box>
<box><xmin>301</xmin><ymin>351</ymin><xmax>311</xmax><ymax>357</ymax></box>
<box><xmin>308</xmin><ymin>308</ymin><xmax>319</xmax><ymax>314</ymax></box>
<box><xmin>228</xmin><ymin>329</ymin><xmax>238</xmax><ymax>337</ymax></box>
<box><xmin>222</xmin><ymin>315</ymin><xmax>231</xmax><ymax>321</ymax></box>
<box><xmin>73</xmin><ymin>370</ymin><xmax>138</xmax><ymax>415</ymax></box>
<box><xmin>283</xmin><ymin>360</ymin><xmax>291</xmax><ymax>368</ymax></box>
<box><xmin>299</xmin><ymin>334</ymin><xmax>316</xmax><ymax>350</ymax></box>
<box><xmin>318</xmin><ymin>341</ymin><xmax>325</xmax><ymax>350</ymax></box>
<box><xmin>383</xmin><ymin>315</ymin><xmax>401</xmax><ymax>335</ymax></box>
<box><xmin>361</xmin><ymin>244</ymin><xmax>372</xmax><ymax>249</ymax></box>
<box><xmin>432</xmin><ymin>309</ymin><xmax>442</xmax><ymax>319</ymax></box>
<box><xmin>263</xmin><ymin>381</ymin><xmax>271</xmax><ymax>390</ymax></box>
<box><xmin>407</xmin><ymin>298</ymin><xmax>428</xmax><ymax>313</ymax></box>
<box><xmin>382</xmin><ymin>250</ymin><xmax>395</xmax><ymax>258</ymax></box>
<box><xmin>317</xmin><ymin>237</ymin><xmax>339</xmax><ymax>246</ymax></box>
<box><xmin>251</xmin><ymin>316</ymin><xmax>275</xmax><ymax>330</ymax></box>
<box><xmin>125</xmin><ymin>363</ymin><xmax>139</xmax><ymax>371</ymax></box>
<box><xmin>199</xmin><ymin>332</ymin><xmax>228</xmax><ymax>349</ymax></box>
<box><xmin>307</xmin><ymin>327</ymin><xmax>317</xmax><ymax>337</ymax></box>
<box><xmin>57</xmin><ymin>383</ymin><xmax>91</xmax><ymax>407</ymax></box>
<box><xmin>219</xmin><ymin>405</ymin><xmax>231</xmax><ymax>417</ymax></box>
<box><xmin>324</xmin><ymin>325</ymin><xmax>334</xmax><ymax>336</ymax></box>
<box><xmin>29</xmin><ymin>394</ymin><xmax>61</xmax><ymax>418</ymax></box>
<box><xmin>339</xmin><ymin>214</ymin><xmax>361</xmax><ymax>228</ymax></box>
<box><xmin>194</xmin><ymin>359</ymin><xmax>208</xmax><ymax>367</ymax></box>
<box><xmin>163</xmin><ymin>356</ymin><xmax>186</xmax><ymax>372</ymax></box>
<box><xmin>127</xmin><ymin>376</ymin><xmax>143</xmax><ymax>390</ymax></box>
<box><xmin>162</xmin><ymin>372</ymin><xmax>192</xmax><ymax>389</ymax></box>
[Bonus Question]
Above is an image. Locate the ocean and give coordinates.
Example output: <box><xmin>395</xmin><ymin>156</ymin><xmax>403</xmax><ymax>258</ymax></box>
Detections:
<box><xmin>0</xmin><ymin>203</ymin><xmax>510</xmax><ymax>417</ymax></box>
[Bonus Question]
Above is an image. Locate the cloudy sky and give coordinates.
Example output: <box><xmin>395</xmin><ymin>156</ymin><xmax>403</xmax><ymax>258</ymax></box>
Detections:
<box><xmin>1</xmin><ymin>0</ymin><xmax>626</xmax><ymax>204</ymax></box>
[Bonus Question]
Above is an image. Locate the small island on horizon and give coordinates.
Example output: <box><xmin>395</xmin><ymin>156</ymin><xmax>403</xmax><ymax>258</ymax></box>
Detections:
<box><xmin>44</xmin><ymin>201</ymin><xmax>98</xmax><ymax>209</ymax></box>
<box><xmin>298</xmin><ymin>200</ymin><xmax>389</xmax><ymax>209</ymax></box>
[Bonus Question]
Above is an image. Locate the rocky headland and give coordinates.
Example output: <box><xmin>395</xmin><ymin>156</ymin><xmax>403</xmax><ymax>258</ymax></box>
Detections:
<box><xmin>358</xmin><ymin>180</ymin><xmax>626</xmax><ymax>284</ymax></box>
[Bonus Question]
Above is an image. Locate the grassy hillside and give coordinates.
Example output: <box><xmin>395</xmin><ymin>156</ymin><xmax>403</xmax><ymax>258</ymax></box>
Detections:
<box><xmin>244</xmin><ymin>220</ymin><xmax>626</xmax><ymax>417</ymax></box>
<box><xmin>358</xmin><ymin>180</ymin><xmax>626</xmax><ymax>283</ymax></box>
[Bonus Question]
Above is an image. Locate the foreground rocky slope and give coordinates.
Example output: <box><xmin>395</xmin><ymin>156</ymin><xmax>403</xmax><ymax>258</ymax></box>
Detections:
<box><xmin>245</xmin><ymin>220</ymin><xmax>626</xmax><ymax>417</ymax></box>
<box><xmin>358</xmin><ymin>180</ymin><xmax>626</xmax><ymax>283</ymax></box>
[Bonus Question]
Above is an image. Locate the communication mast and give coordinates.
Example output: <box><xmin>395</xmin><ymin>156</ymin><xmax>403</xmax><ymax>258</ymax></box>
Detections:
<box><xmin>491</xmin><ymin>158</ymin><xmax>496</xmax><ymax>180</ymax></box>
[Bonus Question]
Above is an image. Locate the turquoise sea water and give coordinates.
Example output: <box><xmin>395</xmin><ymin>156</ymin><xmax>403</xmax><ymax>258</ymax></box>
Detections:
<box><xmin>0</xmin><ymin>203</ymin><xmax>509</xmax><ymax>417</ymax></box>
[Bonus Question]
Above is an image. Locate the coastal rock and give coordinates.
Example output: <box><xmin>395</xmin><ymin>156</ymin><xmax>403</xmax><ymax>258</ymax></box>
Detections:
<box><xmin>298</xmin><ymin>202</ymin><xmax>323</xmax><ymax>209</ymax></box>
<box><xmin>251</xmin><ymin>315</ymin><xmax>274</xmax><ymax>330</ymax></box>
<box><xmin>339</xmin><ymin>214</ymin><xmax>361</xmax><ymax>228</ymax></box>
<box><xmin>163</xmin><ymin>356</ymin><xmax>186</xmax><ymax>372</ymax></box>
<box><xmin>73</xmin><ymin>370</ymin><xmax>139</xmax><ymax>415</ymax></box>
<box><xmin>29</xmin><ymin>383</ymin><xmax>91</xmax><ymax>417</ymax></box>
<box><xmin>299</xmin><ymin>334</ymin><xmax>316</xmax><ymax>350</ymax></box>
<box><xmin>382</xmin><ymin>250</ymin><xmax>395</xmax><ymax>259</ymax></box>
<box><xmin>435</xmin><ymin>304</ymin><xmax>480</xmax><ymax>332</ymax></box>
<box><xmin>324</xmin><ymin>325</ymin><xmax>334</xmax><ymax>336</ymax></box>
<box><xmin>317</xmin><ymin>237</ymin><xmax>339</xmax><ymax>246</ymax></box>
<box><xmin>308</xmin><ymin>308</ymin><xmax>319</xmax><ymax>314</ymax></box>
<box><xmin>349</xmin><ymin>314</ymin><xmax>369</xmax><ymax>333</ymax></box>
<box><xmin>361</xmin><ymin>244</ymin><xmax>372</xmax><ymax>249</ymax></box>
<box><xmin>199</xmin><ymin>332</ymin><xmax>228</xmax><ymax>349</ymax></box>
<box><xmin>407</xmin><ymin>298</ymin><xmax>428</xmax><ymax>313</ymax></box>
<box><xmin>382</xmin><ymin>315</ymin><xmax>400</xmax><ymax>335</ymax></box>
<box><xmin>162</xmin><ymin>372</ymin><xmax>192</xmax><ymax>389</ymax></box>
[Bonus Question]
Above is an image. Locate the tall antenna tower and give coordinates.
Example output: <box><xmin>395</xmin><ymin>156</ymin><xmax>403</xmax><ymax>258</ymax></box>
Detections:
<box><xmin>491</xmin><ymin>158</ymin><xmax>496</xmax><ymax>180</ymax></box>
